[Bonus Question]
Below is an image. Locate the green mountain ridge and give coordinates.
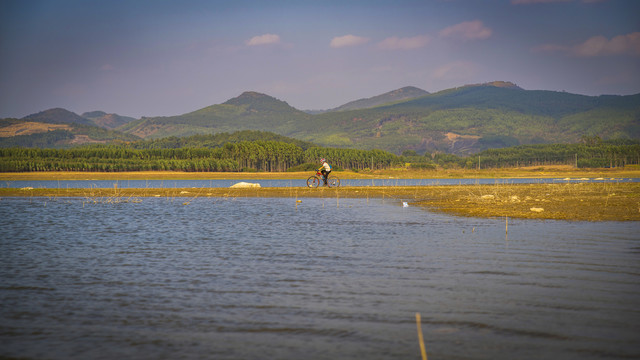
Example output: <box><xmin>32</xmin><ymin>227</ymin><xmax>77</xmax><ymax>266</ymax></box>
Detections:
<box><xmin>309</xmin><ymin>86</ymin><xmax>430</xmax><ymax>114</ymax></box>
<box><xmin>0</xmin><ymin>109</ymin><xmax>140</xmax><ymax>147</ymax></box>
<box><xmin>3</xmin><ymin>82</ymin><xmax>639</xmax><ymax>154</ymax></box>
<box><xmin>82</xmin><ymin>111</ymin><xmax>137</xmax><ymax>129</ymax></box>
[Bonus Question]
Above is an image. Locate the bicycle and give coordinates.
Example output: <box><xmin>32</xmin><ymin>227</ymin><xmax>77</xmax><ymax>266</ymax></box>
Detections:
<box><xmin>306</xmin><ymin>171</ymin><xmax>340</xmax><ymax>188</ymax></box>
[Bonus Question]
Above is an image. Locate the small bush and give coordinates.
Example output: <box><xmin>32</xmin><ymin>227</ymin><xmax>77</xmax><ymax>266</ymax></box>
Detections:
<box><xmin>286</xmin><ymin>163</ymin><xmax>317</xmax><ymax>172</ymax></box>
<box><xmin>409</xmin><ymin>163</ymin><xmax>436</xmax><ymax>170</ymax></box>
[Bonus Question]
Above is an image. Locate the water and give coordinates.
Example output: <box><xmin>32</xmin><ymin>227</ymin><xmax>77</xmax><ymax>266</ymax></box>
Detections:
<box><xmin>1</xmin><ymin>197</ymin><xmax>639</xmax><ymax>359</ymax></box>
<box><xmin>2</xmin><ymin>177</ymin><xmax>636</xmax><ymax>189</ymax></box>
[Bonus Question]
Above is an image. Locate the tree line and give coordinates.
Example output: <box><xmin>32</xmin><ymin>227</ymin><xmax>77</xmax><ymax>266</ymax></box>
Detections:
<box><xmin>426</xmin><ymin>139</ymin><xmax>640</xmax><ymax>169</ymax></box>
<box><xmin>0</xmin><ymin>141</ymin><xmax>403</xmax><ymax>172</ymax></box>
<box><xmin>1</xmin><ymin>136</ymin><xmax>638</xmax><ymax>172</ymax></box>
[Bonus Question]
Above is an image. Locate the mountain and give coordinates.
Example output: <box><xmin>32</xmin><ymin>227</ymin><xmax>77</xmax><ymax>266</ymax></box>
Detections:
<box><xmin>302</xmin><ymin>84</ymin><xmax>640</xmax><ymax>153</ymax></box>
<box><xmin>0</xmin><ymin>108</ymin><xmax>140</xmax><ymax>147</ymax></box>
<box><xmin>4</xmin><ymin>82</ymin><xmax>639</xmax><ymax>153</ymax></box>
<box><xmin>120</xmin><ymin>91</ymin><xmax>313</xmax><ymax>139</ymax></box>
<box><xmin>117</xmin><ymin>83</ymin><xmax>640</xmax><ymax>154</ymax></box>
<box><xmin>24</xmin><ymin>108</ymin><xmax>95</xmax><ymax>126</ymax></box>
<box><xmin>82</xmin><ymin>111</ymin><xmax>136</xmax><ymax>129</ymax></box>
<box><xmin>308</xmin><ymin>86</ymin><xmax>430</xmax><ymax>114</ymax></box>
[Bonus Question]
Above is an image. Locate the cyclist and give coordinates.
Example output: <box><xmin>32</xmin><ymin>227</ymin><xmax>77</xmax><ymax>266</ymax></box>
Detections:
<box><xmin>318</xmin><ymin>158</ymin><xmax>332</xmax><ymax>186</ymax></box>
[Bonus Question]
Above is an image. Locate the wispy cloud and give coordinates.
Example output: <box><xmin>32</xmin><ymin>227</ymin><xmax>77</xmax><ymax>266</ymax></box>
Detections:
<box><xmin>433</xmin><ymin>61</ymin><xmax>478</xmax><ymax>80</ymax></box>
<box><xmin>439</xmin><ymin>20</ymin><xmax>492</xmax><ymax>41</ymax></box>
<box><xmin>246</xmin><ymin>34</ymin><xmax>281</xmax><ymax>46</ymax></box>
<box><xmin>534</xmin><ymin>32</ymin><xmax>640</xmax><ymax>57</ymax></box>
<box><xmin>511</xmin><ymin>0</ymin><xmax>571</xmax><ymax>4</ymax></box>
<box><xmin>377</xmin><ymin>35</ymin><xmax>430</xmax><ymax>50</ymax></box>
<box><xmin>330</xmin><ymin>34</ymin><xmax>370</xmax><ymax>48</ymax></box>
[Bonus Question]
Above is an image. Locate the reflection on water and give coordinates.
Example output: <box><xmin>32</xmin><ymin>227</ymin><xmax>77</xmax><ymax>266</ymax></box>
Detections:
<box><xmin>1</xmin><ymin>197</ymin><xmax>639</xmax><ymax>359</ymax></box>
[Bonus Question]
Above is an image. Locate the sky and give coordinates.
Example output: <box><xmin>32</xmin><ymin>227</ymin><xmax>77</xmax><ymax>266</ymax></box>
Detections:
<box><xmin>1</xmin><ymin>0</ymin><xmax>639</xmax><ymax>119</ymax></box>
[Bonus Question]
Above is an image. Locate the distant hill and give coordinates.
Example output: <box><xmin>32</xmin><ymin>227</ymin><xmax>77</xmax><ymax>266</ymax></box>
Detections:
<box><xmin>4</xmin><ymin>82</ymin><xmax>639</xmax><ymax>153</ymax></box>
<box><xmin>82</xmin><ymin>111</ymin><xmax>136</xmax><ymax>129</ymax></box>
<box><xmin>24</xmin><ymin>108</ymin><xmax>95</xmax><ymax>126</ymax></box>
<box><xmin>120</xmin><ymin>91</ymin><xmax>313</xmax><ymax>139</ymax></box>
<box><xmin>0</xmin><ymin>109</ymin><xmax>140</xmax><ymax>147</ymax></box>
<box><xmin>116</xmin><ymin>83</ymin><xmax>640</xmax><ymax>154</ymax></box>
<box><xmin>308</xmin><ymin>86</ymin><xmax>429</xmax><ymax>114</ymax></box>
<box><xmin>303</xmin><ymin>84</ymin><xmax>640</xmax><ymax>153</ymax></box>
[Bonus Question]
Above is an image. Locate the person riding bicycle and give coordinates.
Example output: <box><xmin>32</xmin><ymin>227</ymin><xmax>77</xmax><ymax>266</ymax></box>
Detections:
<box><xmin>318</xmin><ymin>158</ymin><xmax>332</xmax><ymax>186</ymax></box>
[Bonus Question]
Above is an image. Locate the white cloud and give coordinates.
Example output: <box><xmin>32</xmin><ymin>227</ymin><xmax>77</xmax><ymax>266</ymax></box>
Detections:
<box><xmin>330</xmin><ymin>34</ymin><xmax>370</xmax><ymax>48</ymax></box>
<box><xmin>439</xmin><ymin>20</ymin><xmax>492</xmax><ymax>41</ymax></box>
<box><xmin>377</xmin><ymin>35</ymin><xmax>430</xmax><ymax>50</ymax></box>
<box><xmin>433</xmin><ymin>61</ymin><xmax>478</xmax><ymax>80</ymax></box>
<box><xmin>574</xmin><ymin>33</ymin><xmax>640</xmax><ymax>57</ymax></box>
<box><xmin>534</xmin><ymin>32</ymin><xmax>640</xmax><ymax>57</ymax></box>
<box><xmin>246</xmin><ymin>34</ymin><xmax>281</xmax><ymax>46</ymax></box>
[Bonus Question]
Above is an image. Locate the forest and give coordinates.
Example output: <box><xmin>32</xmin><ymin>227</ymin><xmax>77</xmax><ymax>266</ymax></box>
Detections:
<box><xmin>0</xmin><ymin>133</ymin><xmax>638</xmax><ymax>172</ymax></box>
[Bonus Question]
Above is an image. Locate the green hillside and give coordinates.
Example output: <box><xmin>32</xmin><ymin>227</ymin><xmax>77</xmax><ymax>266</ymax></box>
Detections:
<box><xmin>290</xmin><ymin>85</ymin><xmax>640</xmax><ymax>153</ymax></box>
<box><xmin>5</xmin><ymin>83</ymin><xmax>638</xmax><ymax>154</ymax></box>
<box><xmin>82</xmin><ymin>111</ymin><xmax>137</xmax><ymax>129</ymax></box>
<box><xmin>0</xmin><ymin>108</ymin><xmax>141</xmax><ymax>148</ymax></box>
<box><xmin>317</xmin><ymin>86</ymin><xmax>429</xmax><ymax>113</ymax></box>
<box><xmin>24</xmin><ymin>108</ymin><xmax>95</xmax><ymax>126</ymax></box>
<box><xmin>117</xmin><ymin>83</ymin><xmax>640</xmax><ymax>154</ymax></box>
<box><xmin>121</xmin><ymin>92</ymin><xmax>313</xmax><ymax>139</ymax></box>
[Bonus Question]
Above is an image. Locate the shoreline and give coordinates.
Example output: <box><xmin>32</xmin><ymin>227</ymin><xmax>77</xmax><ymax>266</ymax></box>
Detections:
<box><xmin>1</xmin><ymin>166</ymin><xmax>640</xmax><ymax>181</ymax></box>
<box><xmin>3</xmin><ymin>182</ymin><xmax>639</xmax><ymax>221</ymax></box>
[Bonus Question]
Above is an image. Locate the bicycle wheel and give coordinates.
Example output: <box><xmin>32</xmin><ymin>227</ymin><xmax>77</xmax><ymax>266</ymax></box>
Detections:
<box><xmin>328</xmin><ymin>177</ymin><xmax>340</xmax><ymax>188</ymax></box>
<box><xmin>306</xmin><ymin>176</ymin><xmax>320</xmax><ymax>188</ymax></box>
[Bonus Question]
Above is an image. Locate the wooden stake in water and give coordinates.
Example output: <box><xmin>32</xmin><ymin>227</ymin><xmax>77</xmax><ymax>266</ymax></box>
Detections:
<box><xmin>504</xmin><ymin>216</ymin><xmax>509</xmax><ymax>236</ymax></box>
<box><xmin>416</xmin><ymin>312</ymin><xmax>428</xmax><ymax>360</ymax></box>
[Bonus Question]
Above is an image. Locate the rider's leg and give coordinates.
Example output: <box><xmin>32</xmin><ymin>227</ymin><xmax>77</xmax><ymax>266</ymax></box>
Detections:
<box><xmin>321</xmin><ymin>170</ymin><xmax>328</xmax><ymax>185</ymax></box>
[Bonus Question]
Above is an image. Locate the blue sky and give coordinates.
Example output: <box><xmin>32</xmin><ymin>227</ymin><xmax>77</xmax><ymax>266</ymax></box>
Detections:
<box><xmin>1</xmin><ymin>0</ymin><xmax>638</xmax><ymax>118</ymax></box>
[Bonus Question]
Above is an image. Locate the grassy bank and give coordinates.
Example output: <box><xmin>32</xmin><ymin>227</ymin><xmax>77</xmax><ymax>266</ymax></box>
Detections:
<box><xmin>2</xmin><ymin>182</ymin><xmax>638</xmax><ymax>221</ymax></box>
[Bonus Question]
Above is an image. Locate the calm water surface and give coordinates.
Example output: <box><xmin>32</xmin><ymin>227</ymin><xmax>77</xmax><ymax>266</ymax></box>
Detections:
<box><xmin>1</xmin><ymin>196</ymin><xmax>639</xmax><ymax>359</ymax></box>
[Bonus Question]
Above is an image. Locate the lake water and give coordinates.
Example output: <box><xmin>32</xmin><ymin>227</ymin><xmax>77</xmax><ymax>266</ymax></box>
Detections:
<box><xmin>2</xmin><ymin>177</ymin><xmax>636</xmax><ymax>189</ymax></box>
<box><xmin>1</xmin><ymin>196</ymin><xmax>639</xmax><ymax>359</ymax></box>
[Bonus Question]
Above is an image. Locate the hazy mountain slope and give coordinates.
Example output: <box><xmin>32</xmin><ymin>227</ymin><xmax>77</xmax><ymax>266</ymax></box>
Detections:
<box><xmin>322</xmin><ymin>86</ymin><xmax>429</xmax><ymax>113</ymax></box>
<box><xmin>23</xmin><ymin>108</ymin><xmax>95</xmax><ymax>126</ymax></box>
<box><xmin>122</xmin><ymin>92</ymin><xmax>313</xmax><ymax>139</ymax></box>
<box><xmin>0</xmin><ymin>109</ymin><xmax>140</xmax><ymax>147</ymax></box>
<box><xmin>119</xmin><ymin>84</ymin><xmax>640</xmax><ymax>154</ymax></box>
<box><xmin>82</xmin><ymin>111</ymin><xmax>137</xmax><ymax>129</ymax></box>
<box><xmin>290</xmin><ymin>85</ymin><xmax>640</xmax><ymax>153</ymax></box>
<box><xmin>10</xmin><ymin>83</ymin><xmax>638</xmax><ymax>153</ymax></box>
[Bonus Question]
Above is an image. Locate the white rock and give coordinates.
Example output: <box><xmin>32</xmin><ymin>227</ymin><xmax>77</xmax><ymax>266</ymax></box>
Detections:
<box><xmin>530</xmin><ymin>207</ymin><xmax>544</xmax><ymax>213</ymax></box>
<box><xmin>230</xmin><ymin>182</ymin><xmax>261</xmax><ymax>188</ymax></box>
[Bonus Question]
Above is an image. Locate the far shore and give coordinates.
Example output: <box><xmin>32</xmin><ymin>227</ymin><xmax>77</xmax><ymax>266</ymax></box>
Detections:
<box><xmin>1</xmin><ymin>165</ymin><xmax>639</xmax><ymax>181</ymax></box>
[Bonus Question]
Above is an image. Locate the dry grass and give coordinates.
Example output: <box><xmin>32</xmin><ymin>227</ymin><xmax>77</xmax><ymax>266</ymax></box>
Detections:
<box><xmin>411</xmin><ymin>182</ymin><xmax>640</xmax><ymax>221</ymax></box>
<box><xmin>3</xmin><ymin>182</ymin><xmax>639</xmax><ymax>221</ymax></box>
<box><xmin>0</xmin><ymin>122</ymin><xmax>71</xmax><ymax>137</ymax></box>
